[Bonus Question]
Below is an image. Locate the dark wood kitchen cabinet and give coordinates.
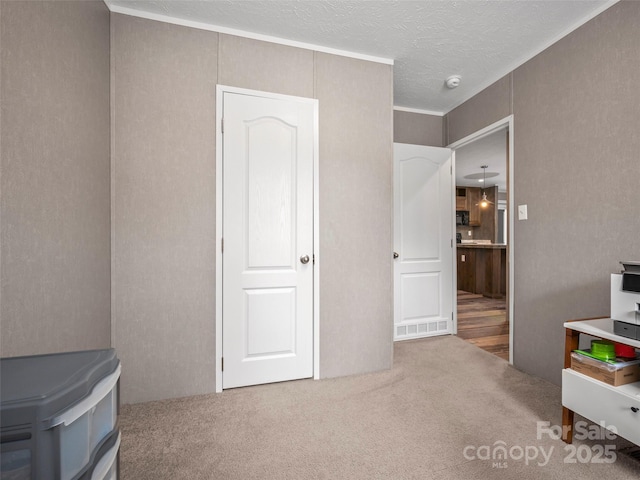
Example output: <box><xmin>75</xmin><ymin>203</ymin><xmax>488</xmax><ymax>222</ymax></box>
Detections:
<box><xmin>482</xmin><ymin>247</ymin><xmax>507</xmax><ymax>299</ymax></box>
<box><xmin>467</xmin><ymin>188</ymin><xmax>481</xmax><ymax>226</ymax></box>
<box><xmin>457</xmin><ymin>248</ymin><xmax>476</xmax><ymax>293</ymax></box>
<box><xmin>455</xmin><ymin>187</ymin><xmax>481</xmax><ymax>226</ymax></box>
<box><xmin>457</xmin><ymin>245</ymin><xmax>506</xmax><ymax>298</ymax></box>
<box><xmin>456</xmin><ymin>188</ymin><xmax>467</xmax><ymax>211</ymax></box>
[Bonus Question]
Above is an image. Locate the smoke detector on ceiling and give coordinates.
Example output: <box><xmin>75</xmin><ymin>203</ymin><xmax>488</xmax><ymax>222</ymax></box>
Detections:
<box><xmin>445</xmin><ymin>75</ymin><xmax>461</xmax><ymax>89</ymax></box>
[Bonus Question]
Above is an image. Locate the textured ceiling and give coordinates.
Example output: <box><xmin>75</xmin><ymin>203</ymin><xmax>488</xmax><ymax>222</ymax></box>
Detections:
<box><xmin>106</xmin><ymin>0</ymin><xmax>615</xmax><ymax>113</ymax></box>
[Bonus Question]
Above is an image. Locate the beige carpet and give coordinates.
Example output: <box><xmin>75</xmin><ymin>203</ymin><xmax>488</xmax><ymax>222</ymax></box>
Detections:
<box><xmin>119</xmin><ymin>335</ymin><xmax>640</xmax><ymax>479</ymax></box>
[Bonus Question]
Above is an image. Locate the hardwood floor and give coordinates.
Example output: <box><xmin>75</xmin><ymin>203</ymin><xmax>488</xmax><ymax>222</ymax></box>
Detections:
<box><xmin>456</xmin><ymin>290</ymin><xmax>509</xmax><ymax>361</ymax></box>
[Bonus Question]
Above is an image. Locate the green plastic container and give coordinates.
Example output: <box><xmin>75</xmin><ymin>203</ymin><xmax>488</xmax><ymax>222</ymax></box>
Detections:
<box><xmin>591</xmin><ymin>339</ymin><xmax>616</xmax><ymax>361</ymax></box>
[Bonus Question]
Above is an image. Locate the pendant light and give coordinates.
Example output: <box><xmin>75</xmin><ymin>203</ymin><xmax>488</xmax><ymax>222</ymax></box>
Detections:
<box><xmin>478</xmin><ymin>165</ymin><xmax>494</xmax><ymax>209</ymax></box>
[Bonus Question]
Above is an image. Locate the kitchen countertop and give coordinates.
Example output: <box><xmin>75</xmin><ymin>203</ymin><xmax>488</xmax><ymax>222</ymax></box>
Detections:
<box><xmin>456</xmin><ymin>243</ymin><xmax>507</xmax><ymax>249</ymax></box>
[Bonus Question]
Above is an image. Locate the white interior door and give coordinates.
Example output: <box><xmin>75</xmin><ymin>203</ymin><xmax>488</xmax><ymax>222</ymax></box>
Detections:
<box><xmin>222</xmin><ymin>91</ymin><xmax>315</xmax><ymax>389</ymax></box>
<box><xmin>393</xmin><ymin>143</ymin><xmax>454</xmax><ymax>341</ymax></box>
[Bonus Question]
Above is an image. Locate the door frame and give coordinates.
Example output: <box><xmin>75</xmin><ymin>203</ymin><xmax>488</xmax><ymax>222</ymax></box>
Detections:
<box><xmin>215</xmin><ymin>85</ymin><xmax>320</xmax><ymax>392</ymax></box>
<box><xmin>448</xmin><ymin>115</ymin><xmax>515</xmax><ymax>365</ymax></box>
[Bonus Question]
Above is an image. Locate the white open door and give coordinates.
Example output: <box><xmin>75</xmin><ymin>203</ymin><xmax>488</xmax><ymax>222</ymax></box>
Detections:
<box><xmin>222</xmin><ymin>90</ymin><xmax>316</xmax><ymax>389</ymax></box>
<box><xmin>393</xmin><ymin>143</ymin><xmax>454</xmax><ymax>341</ymax></box>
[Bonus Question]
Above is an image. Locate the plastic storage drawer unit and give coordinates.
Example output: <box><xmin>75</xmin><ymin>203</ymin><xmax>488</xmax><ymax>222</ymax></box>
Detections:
<box><xmin>0</xmin><ymin>349</ymin><xmax>120</xmax><ymax>480</ymax></box>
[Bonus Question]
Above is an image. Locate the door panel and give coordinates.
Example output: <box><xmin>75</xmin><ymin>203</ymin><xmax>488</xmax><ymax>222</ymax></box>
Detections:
<box><xmin>400</xmin><ymin>159</ymin><xmax>440</xmax><ymax>261</ymax></box>
<box><xmin>394</xmin><ymin>144</ymin><xmax>453</xmax><ymax>341</ymax></box>
<box><xmin>401</xmin><ymin>273</ymin><xmax>440</xmax><ymax>320</ymax></box>
<box><xmin>246</xmin><ymin>118</ymin><xmax>295</xmax><ymax>269</ymax></box>
<box><xmin>223</xmin><ymin>92</ymin><xmax>315</xmax><ymax>389</ymax></box>
<box><xmin>245</xmin><ymin>287</ymin><xmax>295</xmax><ymax>357</ymax></box>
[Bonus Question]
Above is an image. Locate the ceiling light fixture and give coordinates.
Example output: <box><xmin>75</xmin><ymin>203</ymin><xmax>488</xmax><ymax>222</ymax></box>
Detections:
<box><xmin>445</xmin><ymin>75</ymin><xmax>461</xmax><ymax>89</ymax></box>
<box><xmin>477</xmin><ymin>165</ymin><xmax>494</xmax><ymax>209</ymax></box>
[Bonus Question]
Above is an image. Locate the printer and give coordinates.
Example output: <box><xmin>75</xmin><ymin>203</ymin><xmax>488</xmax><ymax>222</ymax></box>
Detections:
<box><xmin>612</xmin><ymin>261</ymin><xmax>640</xmax><ymax>340</ymax></box>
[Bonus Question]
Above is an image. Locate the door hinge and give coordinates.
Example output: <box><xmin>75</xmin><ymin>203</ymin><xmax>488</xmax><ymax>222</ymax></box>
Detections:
<box><xmin>221</xmin><ymin>118</ymin><xmax>224</xmax><ymax>134</ymax></box>
<box><xmin>221</xmin><ymin>238</ymin><xmax>224</xmax><ymax>253</ymax></box>
<box><xmin>450</xmin><ymin>165</ymin><xmax>452</xmax><ymax>175</ymax></box>
<box><xmin>312</xmin><ymin>254</ymin><xmax>315</xmax><ymax>265</ymax></box>
<box><xmin>221</xmin><ymin>357</ymin><xmax>224</xmax><ymax>372</ymax></box>
<box><xmin>451</xmin><ymin>238</ymin><xmax>453</xmax><ymax>248</ymax></box>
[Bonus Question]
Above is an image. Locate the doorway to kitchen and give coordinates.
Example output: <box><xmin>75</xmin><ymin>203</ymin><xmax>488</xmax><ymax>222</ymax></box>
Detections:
<box><xmin>449</xmin><ymin>117</ymin><xmax>514</xmax><ymax>363</ymax></box>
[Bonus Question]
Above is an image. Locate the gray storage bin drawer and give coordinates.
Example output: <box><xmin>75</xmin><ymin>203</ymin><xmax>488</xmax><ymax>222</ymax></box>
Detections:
<box><xmin>1</xmin><ymin>349</ymin><xmax>120</xmax><ymax>480</ymax></box>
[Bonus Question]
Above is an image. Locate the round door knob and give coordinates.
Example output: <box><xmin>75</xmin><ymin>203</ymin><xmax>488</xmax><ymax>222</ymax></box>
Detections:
<box><xmin>393</xmin><ymin>252</ymin><xmax>399</xmax><ymax>259</ymax></box>
<box><xmin>300</xmin><ymin>255</ymin><xmax>310</xmax><ymax>264</ymax></box>
<box><xmin>631</xmin><ymin>407</ymin><xmax>639</xmax><ymax>413</ymax></box>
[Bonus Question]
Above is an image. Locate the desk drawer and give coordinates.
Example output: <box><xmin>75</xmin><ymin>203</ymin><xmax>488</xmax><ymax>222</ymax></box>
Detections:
<box><xmin>563</xmin><ymin>369</ymin><xmax>640</xmax><ymax>445</ymax></box>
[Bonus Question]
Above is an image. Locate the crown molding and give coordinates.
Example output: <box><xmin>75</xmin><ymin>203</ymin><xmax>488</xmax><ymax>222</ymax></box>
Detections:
<box><xmin>393</xmin><ymin>106</ymin><xmax>444</xmax><ymax>117</ymax></box>
<box><xmin>104</xmin><ymin>2</ymin><xmax>394</xmax><ymax>66</ymax></box>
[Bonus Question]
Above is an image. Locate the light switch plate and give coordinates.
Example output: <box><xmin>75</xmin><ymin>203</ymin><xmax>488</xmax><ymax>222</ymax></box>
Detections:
<box><xmin>518</xmin><ymin>204</ymin><xmax>528</xmax><ymax>220</ymax></box>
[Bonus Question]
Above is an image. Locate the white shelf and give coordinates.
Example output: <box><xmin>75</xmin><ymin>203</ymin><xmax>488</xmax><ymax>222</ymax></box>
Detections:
<box><xmin>563</xmin><ymin>317</ymin><xmax>640</xmax><ymax>447</ymax></box>
<box><xmin>563</xmin><ymin>369</ymin><xmax>640</xmax><ymax>445</ymax></box>
<box><xmin>564</xmin><ymin>368</ymin><xmax>640</xmax><ymax>397</ymax></box>
<box><xmin>564</xmin><ymin>318</ymin><xmax>640</xmax><ymax>349</ymax></box>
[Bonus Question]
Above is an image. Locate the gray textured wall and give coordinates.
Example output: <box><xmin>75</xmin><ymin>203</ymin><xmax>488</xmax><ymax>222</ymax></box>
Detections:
<box><xmin>112</xmin><ymin>17</ymin><xmax>393</xmax><ymax>403</ymax></box>
<box><xmin>1</xmin><ymin>1</ymin><xmax>111</xmax><ymax>357</ymax></box>
<box><xmin>218</xmin><ymin>34</ymin><xmax>314</xmax><ymax>97</ymax></box>
<box><xmin>446</xmin><ymin>75</ymin><xmax>512</xmax><ymax>145</ymax></box>
<box><xmin>511</xmin><ymin>1</ymin><xmax>640</xmax><ymax>384</ymax></box>
<box><xmin>111</xmin><ymin>15</ymin><xmax>218</xmax><ymax>403</ymax></box>
<box><xmin>316</xmin><ymin>53</ymin><xmax>394</xmax><ymax>378</ymax></box>
<box><xmin>446</xmin><ymin>1</ymin><xmax>640</xmax><ymax>385</ymax></box>
<box><xmin>393</xmin><ymin>110</ymin><xmax>444</xmax><ymax>147</ymax></box>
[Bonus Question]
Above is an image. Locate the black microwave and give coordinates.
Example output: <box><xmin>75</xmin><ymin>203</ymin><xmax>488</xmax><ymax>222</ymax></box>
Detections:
<box><xmin>456</xmin><ymin>211</ymin><xmax>469</xmax><ymax>226</ymax></box>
